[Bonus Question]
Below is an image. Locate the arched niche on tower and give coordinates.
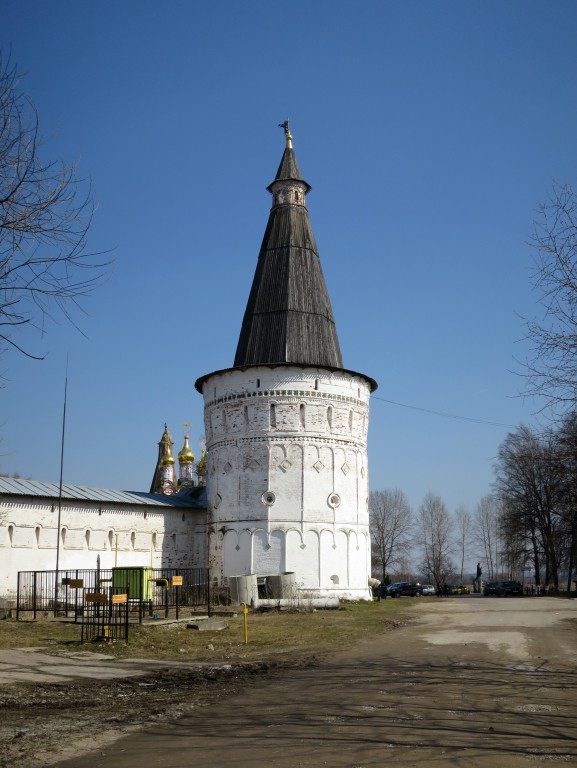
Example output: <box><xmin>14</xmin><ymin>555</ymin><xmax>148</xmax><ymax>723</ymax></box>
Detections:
<box><xmin>237</xmin><ymin>444</ymin><xmax>268</xmax><ymax>519</ymax></box>
<box><xmin>320</xmin><ymin>528</ymin><xmax>349</xmax><ymax>588</ymax></box>
<box><xmin>303</xmin><ymin>443</ymin><xmax>334</xmax><ymax>522</ymax></box>
<box><xmin>223</xmin><ymin>529</ymin><xmax>251</xmax><ymax>576</ymax></box>
<box><xmin>347</xmin><ymin>528</ymin><xmax>370</xmax><ymax>590</ymax></box>
<box><xmin>253</xmin><ymin>529</ymin><xmax>285</xmax><ymax>575</ymax></box>
<box><xmin>285</xmin><ymin>529</ymin><xmax>320</xmax><ymax>587</ymax></box>
<box><xmin>269</xmin><ymin>443</ymin><xmax>303</xmax><ymax>523</ymax></box>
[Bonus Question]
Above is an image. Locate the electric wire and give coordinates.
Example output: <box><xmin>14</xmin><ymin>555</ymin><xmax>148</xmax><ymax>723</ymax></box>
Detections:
<box><xmin>372</xmin><ymin>394</ymin><xmax>515</xmax><ymax>428</ymax></box>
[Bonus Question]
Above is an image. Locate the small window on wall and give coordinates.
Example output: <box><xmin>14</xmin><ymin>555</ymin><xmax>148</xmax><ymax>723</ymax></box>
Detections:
<box><xmin>300</xmin><ymin>404</ymin><xmax>305</xmax><ymax>429</ymax></box>
<box><xmin>152</xmin><ymin>532</ymin><xmax>157</xmax><ymax>551</ymax></box>
<box><xmin>108</xmin><ymin>530</ymin><xmax>114</xmax><ymax>550</ymax></box>
<box><xmin>61</xmin><ymin>528</ymin><xmax>67</xmax><ymax>546</ymax></box>
<box><xmin>130</xmin><ymin>531</ymin><xmax>136</xmax><ymax>549</ymax></box>
<box><xmin>35</xmin><ymin>526</ymin><xmax>41</xmax><ymax>546</ymax></box>
<box><xmin>327</xmin><ymin>406</ymin><xmax>333</xmax><ymax>430</ymax></box>
<box><xmin>8</xmin><ymin>525</ymin><xmax>14</xmax><ymax>545</ymax></box>
<box><xmin>349</xmin><ymin>410</ymin><xmax>353</xmax><ymax>432</ymax></box>
<box><xmin>171</xmin><ymin>532</ymin><xmax>177</xmax><ymax>548</ymax></box>
<box><xmin>85</xmin><ymin>529</ymin><xmax>90</xmax><ymax>548</ymax></box>
<box><xmin>270</xmin><ymin>403</ymin><xmax>277</xmax><ymax>428</ymax></box>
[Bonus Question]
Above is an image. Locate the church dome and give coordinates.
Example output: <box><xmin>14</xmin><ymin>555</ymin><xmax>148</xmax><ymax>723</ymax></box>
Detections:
<box><xmin>178</xmin><ymin>435</ymin><xmax>195</xmax><ymax>464</ymax></box>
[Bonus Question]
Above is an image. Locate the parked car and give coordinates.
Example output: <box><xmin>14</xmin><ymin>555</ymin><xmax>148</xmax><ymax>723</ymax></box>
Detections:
<box><xmin>451</xmin><ymin>584</ymin><xmax>471</xmax><ymax>595</ymax></box>
<box><xmin>483</xmin><ymin>580</ymin><xmax>523</xmax><ymax>596</ymax></box>
<box><xmin>386</xmin><ymin>581</ymin><xmax>423</xmax><ymax>597</ymax></box>
<box><xmin>421</xmin><ymin>584</ymin><xmax>436</xmax><ymax>596</ymax></box>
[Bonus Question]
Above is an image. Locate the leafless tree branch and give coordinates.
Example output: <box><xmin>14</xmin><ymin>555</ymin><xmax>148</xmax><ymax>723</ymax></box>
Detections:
<box><xmin>0</xmin><ymin>52</ymin><xmax>111</xmax><ymax>361</ymax></box>
<box><xmin>520</xmin><ymin>184</ymin><xmax>577</xmax><ymax>413</ymax></box>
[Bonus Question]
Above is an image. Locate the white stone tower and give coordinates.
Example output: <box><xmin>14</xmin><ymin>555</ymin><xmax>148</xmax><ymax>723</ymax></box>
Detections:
<box><xmin>195</xmin><ymin>125</ymin><xmax>377</xmax><ymax>600</ymax></box>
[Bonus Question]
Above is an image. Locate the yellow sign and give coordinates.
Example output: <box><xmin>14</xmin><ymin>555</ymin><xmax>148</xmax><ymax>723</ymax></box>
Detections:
<box><xmin>112</xmin><ymin>593</ymin><xmax>128</xmax><ymax>604</ymax></box>
<box><xmin>86</xmin><ymin>592</ymin><xmax>107</xmax><ymax>604</ymax></box>
<box><xmin>69</xmin><ymin>579</ymin><xmax>84</xmax><ymax>588</ymax></box>
<box><xmin>172</xmin><ymin>576</ymin><xmax>183</xmax><ymax>586</ymax></box>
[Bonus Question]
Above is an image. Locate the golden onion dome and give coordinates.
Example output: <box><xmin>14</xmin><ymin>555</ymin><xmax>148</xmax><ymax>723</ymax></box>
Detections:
<box><xmin>161</xmin><ymin>432</ymin><xmax>175</xmax><ymax>466</ymax></box>
<box><xmin>178</xmin><ymin>435</ymin><xmax>195</xmax><ymax>464</ymax></box>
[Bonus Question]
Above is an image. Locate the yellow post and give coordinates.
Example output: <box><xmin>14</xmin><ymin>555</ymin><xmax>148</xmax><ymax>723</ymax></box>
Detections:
<box><xmin>242</xmin><ymin>602</ymin><xmax>249</xmax><ymax>645</ymax></box>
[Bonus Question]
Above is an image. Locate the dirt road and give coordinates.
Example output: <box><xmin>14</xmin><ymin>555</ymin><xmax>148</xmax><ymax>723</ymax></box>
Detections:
<box><xmin>54</xmin><ymin>596</ymin><xmax>577</xmax><ymax>768</ymax></box>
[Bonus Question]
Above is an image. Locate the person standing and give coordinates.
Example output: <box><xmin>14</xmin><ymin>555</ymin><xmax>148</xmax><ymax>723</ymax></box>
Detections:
<box><xmin>474</xmin><ymin>562</ymin><xmax>482</xmax><ymax>593</ymax></box>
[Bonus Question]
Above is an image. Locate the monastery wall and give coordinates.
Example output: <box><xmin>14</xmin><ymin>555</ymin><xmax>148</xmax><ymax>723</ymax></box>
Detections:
<box><xmin>0</xmin><ymin>497</ymin><xmax>206</xmax><ymax>600</ymax></box>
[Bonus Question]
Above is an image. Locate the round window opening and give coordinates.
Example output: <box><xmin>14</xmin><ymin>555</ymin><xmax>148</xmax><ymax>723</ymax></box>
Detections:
<box><xmin>262</xmin><ymin>491</ymin><xmax>276</xmax><ymax>506</ymax></box>
<box><xmin>328</xmin><ymin>493</ymin><xmax>341</xmax><ymax>508</ymax></box>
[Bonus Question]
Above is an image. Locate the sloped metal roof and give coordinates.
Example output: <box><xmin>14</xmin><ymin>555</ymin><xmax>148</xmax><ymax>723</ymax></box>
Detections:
<box><xmin>0</xmin><ymin>477</ymin><xmax>206</xmax><ymax>509</ymax></box>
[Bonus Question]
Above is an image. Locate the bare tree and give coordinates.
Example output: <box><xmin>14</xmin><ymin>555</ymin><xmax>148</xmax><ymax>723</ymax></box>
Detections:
<box><xmin>494</xmin><ymin>425</ymin><xmax>565</xmax><ymax>588</ymax></box>
<box><xmin>0</xmin><ymin>53</ymin><xmax>108</xmax><ymax>360</ymax></box>
<box><xmin>369</xmin><ymin>488</ymin><xmax>413</xmax><ymax>583</ymax></box>
<box><xmin>522</xmin><ymin>184</ymin><xmax>577</xmax><ymax>413</ymax></box>
<box><xmin>474</xmin><ymin>495</ymin><xmax>502</xmax><ymax>579</ymax></box>
<box><xmin>454</xmin><ymin>505</ymin><xmax>472</xmax><ymax>582</ymax></box>
<box><xmin>556</xmin><ymin>413</ymin><xmax>577</xmax><ymax>592</ymax></box>
<box><xmin>416</xmin><ymin>492</ymin><xmax>454</xmax><ymax>588</ymax></box>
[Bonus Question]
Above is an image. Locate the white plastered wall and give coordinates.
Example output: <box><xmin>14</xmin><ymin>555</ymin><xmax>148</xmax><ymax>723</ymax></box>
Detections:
<box><xmin>201</xmin><ymin>365</ymin><xmax>373</xmax><ymax>599</ymax></box>
<box><xmin>0</xmin><ymin>497</ymin><xmax>206</xmax><ymax>600</ymax></box>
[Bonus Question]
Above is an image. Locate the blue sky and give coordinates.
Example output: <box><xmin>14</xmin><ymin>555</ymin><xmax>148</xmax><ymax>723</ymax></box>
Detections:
<box><xmin>2</xmin><ymin>1</ymin><xmax>577</xmax><ymax>517</ymax></box>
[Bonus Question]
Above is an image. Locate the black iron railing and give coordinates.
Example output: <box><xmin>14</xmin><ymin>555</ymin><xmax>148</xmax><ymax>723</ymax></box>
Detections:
<box><xmin>16</xmin><ymin>567</ymin><xmax>211</xmax><ymax>622</ymax></box>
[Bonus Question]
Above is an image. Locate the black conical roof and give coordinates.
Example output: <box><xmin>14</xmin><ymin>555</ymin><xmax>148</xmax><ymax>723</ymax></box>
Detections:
<box><xmin>234</xmin><ymin>141</ymin><xmax>342</xmax><ymax>368</ymax></box>
<box><xmin>267</xmin><ymin>145</ymin><xmax>311</xmax><ymax>193</ymax></box>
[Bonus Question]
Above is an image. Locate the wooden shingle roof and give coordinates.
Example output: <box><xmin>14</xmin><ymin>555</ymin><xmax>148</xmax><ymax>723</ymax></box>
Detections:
<box><xmin>234</xmin><ymin>142</ymin><xmax>342</xmax><ymax>368</ymax></box>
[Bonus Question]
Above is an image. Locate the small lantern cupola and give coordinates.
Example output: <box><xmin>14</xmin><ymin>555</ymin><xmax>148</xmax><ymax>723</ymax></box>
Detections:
<box><xmin>267</xmin><ymin>119</ymin><xmax>311</xmax><ymax>210</ymax></box>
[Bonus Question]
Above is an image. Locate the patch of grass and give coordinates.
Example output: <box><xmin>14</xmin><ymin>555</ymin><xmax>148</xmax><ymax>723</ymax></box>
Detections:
<box><xmin>0</xmin><ymin>618</ymin><xmax>81</xmax><ymax>648</ymax></box>
<box><xmin>0</xmin><ymin>600</ymin><xmax>417</xmax><ymax>663</ymax></box>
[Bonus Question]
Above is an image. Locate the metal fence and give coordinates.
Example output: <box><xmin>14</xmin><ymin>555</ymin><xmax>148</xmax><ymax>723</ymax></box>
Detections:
<box><xmin>81</xmin><ymin>585</ymin><xmax>130</xmax><ymax>643</ymax></box>
<box><xmin>16</xmin><ymin>567</ymin><xmax>211</xmax><ymax>622</ymax></box>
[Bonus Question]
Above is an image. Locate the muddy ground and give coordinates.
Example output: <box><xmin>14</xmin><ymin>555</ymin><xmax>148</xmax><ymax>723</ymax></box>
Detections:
<box><xmin>0</xmin><ymin>654</ymin><xmax>319</xmax><ymax>768</ymax></box>
<box><xmin>2</xmin><ymin>597</ymin><xmax>577</xmax><ymax>768</ymax></box>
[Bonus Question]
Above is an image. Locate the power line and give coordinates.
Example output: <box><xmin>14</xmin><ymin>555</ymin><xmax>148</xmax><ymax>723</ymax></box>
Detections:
<box><xmin>372</xmin><ymin>395</ymin><xmax>516</xmax><ymax>428</ymax></box>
